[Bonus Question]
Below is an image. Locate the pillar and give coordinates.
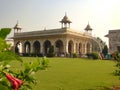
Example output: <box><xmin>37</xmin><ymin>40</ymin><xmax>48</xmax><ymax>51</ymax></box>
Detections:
<box><xmin>30</xmin><ymin>41</ymin><xmax>34</xmax><ymax>54</ymax></box>
<box><xmin>84</xmin><ymin>43</ymin><xmax>87</xmax><ymax>54</ymax></box>
<box><xmin>40</xmin><ymin>41</ymin><xmax>44</xmax><ymax>54</ymax></box>
<box><xmin>73</xmin><ymin>42</ymin><xmax>75</xmax><ymax>53</ymax></box>
<box><xmin>51</xmin><ymin>40</ymin><xmax>55</xmax><ymax>53</ymax></box>
<box><xmin>82</xmin><ymin>44</ymin><xmax>85</xmax><ymax>54</ymax></box>
<box><xmin>14</xmin><ymin>41</ymin><xmax>17</xmax><ymax>53</ymax></box>
<box><xmin>22</xmin><ymin>42</ymin><xmax>25</xmax><ymax>54</ymax></box>
<box><xmin>64</xmin><ymin>40</ymin><xmax>68</xmax><ymax>53</ymax></box>
<box><xmin>90</xmin><ymin>44</ymin><xmax>92</xmax><ymax>53</ymax></box>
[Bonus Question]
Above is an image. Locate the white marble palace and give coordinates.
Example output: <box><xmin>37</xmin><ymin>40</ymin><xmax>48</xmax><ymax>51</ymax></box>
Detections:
<box><xmin>13</xmin><ymin>14</ymin><xmax>101</xmax><ymax>56</ymax></box>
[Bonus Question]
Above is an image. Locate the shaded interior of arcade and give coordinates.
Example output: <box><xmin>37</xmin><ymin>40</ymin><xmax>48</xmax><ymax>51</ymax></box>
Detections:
<box><xmin>15</xmin><ymin>39</ymin><xmax>92</xmax><ymax>57</ymax></box>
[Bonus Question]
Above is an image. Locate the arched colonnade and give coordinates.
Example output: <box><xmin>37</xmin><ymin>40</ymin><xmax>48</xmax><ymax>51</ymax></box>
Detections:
<box><xmin>14</xmin><ymin>39</ymin><xmax>92</xmax><ymax>56</ymax></box>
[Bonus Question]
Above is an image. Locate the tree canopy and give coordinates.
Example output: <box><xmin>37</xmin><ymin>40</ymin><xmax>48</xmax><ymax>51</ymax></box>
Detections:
<box><xmin>102</xmin><ymin>45</ymin><xmax>108</xmax><ymax>56</ymax></box>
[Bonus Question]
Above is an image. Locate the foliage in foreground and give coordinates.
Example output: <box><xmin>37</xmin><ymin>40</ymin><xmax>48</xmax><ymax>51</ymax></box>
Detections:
<box><xmin>0</xmin><ymin>28</ymin><xmax>49</xmax><ymax>90</ymax></box>
<box><xmin>0</xmin><ymin>57</ymin><xmax>49</xmax><ymax>90</ymax></box>
<box><xmin>114</xmin><ymin>51</ymin><xmax>120</xmax><ymax>80</ymax></box>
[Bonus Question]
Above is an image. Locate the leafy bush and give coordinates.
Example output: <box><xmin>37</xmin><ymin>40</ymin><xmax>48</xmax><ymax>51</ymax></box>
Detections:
<box><xmin>72</xmin><ymin>53</ymin><xmax>78</xmax><ymax>58</ymax></box>
<box><xmin>0</xmin><ymin>28</ymin><xmax>49</xmax><ymax>90</ymax></box>
<box><xmin>114</xmin><ymin>52</ymin><xmax>120</xmax><ymax>78</ymax></box>
<box><xmin>91</xmin><ymin>52</ymin><xmax>99</xmax><ymax>59</ymax></box>
<box><xmin>30</xmin><ymin>53</ymin><xmax>43</xmax><ymax>57</ymax></box>
<box><xmin>22</xmin><ymin>53</ymin><xmax>30</xmax><ymax>57</ymax></box>
<box><xmin>86</xmin><ymin>52</ymin><xmax>99</xmax><ymax>60</ymax></box>
<box><xmin>102</xmin><ymin>45</ymin><xmax>108</xmax><ymax>56</ymax></box>
<box><xmin>46</xmin><ymin>53</ymin><xmax>55</xmax><ymax>57</ymax></box>
<box><xmin>114</xmin><ymin>51</ymin><xmax>119</xmax><ymax>60</ymax></box>
<box><xmin>86</xmin><ymin>53</ymin><xmax>92</xmax><ymax>59</ymax></box>
<box><xmin>0</xmin><ymin>57</ymin><xmax>49</xmax><ymax>90</ymax></box>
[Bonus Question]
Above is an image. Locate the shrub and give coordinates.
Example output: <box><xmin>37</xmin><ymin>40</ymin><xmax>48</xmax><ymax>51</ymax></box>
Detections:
<box><xmin>0</xmin><ymin>28</ymin><xmax>49</xmax><ymax>90</ymax></box>
<box><xmin>86</xmin><ymin>52</ymin><xmax>99</xmax><ymax>60</ymax></box>
<box><xmin>46</xmin><ymin>53</ymin><xmax>55</xmax><ymax>57</ymax></box>
<box><xmin>114</xmin><ymin>52</ymin><xmax>120</xmax><ymax>78</ymax></box>
<box><xmin>91</xmin><ymin>52</ymin><xmax>99</xmax><ymax>59</ymax></box>
<box><xmin>102</xmin><ymin>45</ymin><xmax>108</xmax><ymax>56</ymax></box>
<box><xmin>30</xmin><ymin>53</ymin><xmax>43</xmax><ymax>57</ymax></box>
<box><xmin>72</xmin><ymin>53</ymin><xmax>78</xmax><ymax>58</ymax></box>
<box><xmin>22</xmin><ymin>53</ymin><xmax>30</xmax><ymax>56</ymax></box>
<box><xmin>86</xmin><ymin>53</ymin><xmax>92</xmax><ymax>59</ymax></box>
<box><xmin>114</xmin><ymin>51</ymin><xmax>119</xmax><ymax>60</ymax></box>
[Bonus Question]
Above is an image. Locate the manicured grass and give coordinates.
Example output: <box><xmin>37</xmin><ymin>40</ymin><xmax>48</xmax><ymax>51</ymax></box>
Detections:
<box><xmin>11</xmin><ymin>57</ymin><xmax>120</xmax><ymax>90</ymax></box>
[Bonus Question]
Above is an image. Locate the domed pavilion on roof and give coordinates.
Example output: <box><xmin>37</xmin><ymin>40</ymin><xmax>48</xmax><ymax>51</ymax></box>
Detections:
<box><xmin>13</xmin><ymin>14</ymin><xmax>101</xmax><ymax>57</ymax></box>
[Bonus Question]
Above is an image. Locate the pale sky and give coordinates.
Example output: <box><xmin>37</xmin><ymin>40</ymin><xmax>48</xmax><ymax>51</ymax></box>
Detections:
<box><xmin>1</xmin><ymin>0</ymin><xmax>120</xmax><ymax>44</ymax></box>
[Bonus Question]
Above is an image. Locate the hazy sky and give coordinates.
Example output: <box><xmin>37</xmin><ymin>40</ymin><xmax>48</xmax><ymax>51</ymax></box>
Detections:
<box><xmin>1</xmin><ymin>0</ymin><xmax>120</xmax><ymax>44</ymax></box>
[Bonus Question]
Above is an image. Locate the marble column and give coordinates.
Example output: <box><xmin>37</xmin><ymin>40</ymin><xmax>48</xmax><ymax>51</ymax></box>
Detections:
<box><xmin>40</xmin><ymin>41</ymin><xmax>44</xmax><ymax>54</ymax></box>
<box><xmin>30</xmin><ymin>41</ymin><xmax>34</xmax><ymax>54</ymax></box>
<box><xmin>22</xmin><ymin>42</ymin><xmax>25</xmax><ymax>54</ymax></box>
<box><xmin>64</xmin><ymin>40</ymin><xmax>68</xmax><ymax>53</ymax></box>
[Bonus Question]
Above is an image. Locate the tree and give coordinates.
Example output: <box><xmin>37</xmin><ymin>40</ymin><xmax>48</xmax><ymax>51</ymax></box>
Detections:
<box><xmin>102</xmin><ymin>45</ymin><xmax>108</xmax><ymax>56</ymax></box>
<box><xmin>96</xmin><ymin>37</ymin><xmax>106</xmax><ymax>49</ymax></box>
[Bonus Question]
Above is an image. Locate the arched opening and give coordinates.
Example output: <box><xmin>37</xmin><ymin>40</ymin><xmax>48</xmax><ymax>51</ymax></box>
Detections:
<box><xmin>86</xmin><ymin>43</ymin><xmax>91</xmax><ymax>53</ymax></box>
<box><xmin>15</xmin><ymin>41</ymin><xmax>22</xmax><ymax>54</ymax></box>
<box><xmin>24</xmin><ymin>41</ymin><xmax>31</xmax><ymax>55</ymax></box>
<box><xmin>33</xmin><ymin>41</ymin><xmax>40</xmax><ymax>55</ymax></box>
<box><xmin>68</xmin><ymin>40</ymin><xmax>74</xmax><ymax>54</ymax></box>
<box><xmin>55</xmin><ymin>40</ymin><xmax>64</xmax><ymax>56</ymax></box>
<box><xmin>44</xmin><ymin>40</ymin><xmax>51</xmax><ymax>55</ymax></box>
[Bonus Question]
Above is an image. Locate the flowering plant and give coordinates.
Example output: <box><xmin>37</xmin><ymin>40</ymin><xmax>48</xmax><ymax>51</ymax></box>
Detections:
<box><xmin>0</xmin><ymin>28</ymin><xmax>49</xmax><ymax>90</ymax></box>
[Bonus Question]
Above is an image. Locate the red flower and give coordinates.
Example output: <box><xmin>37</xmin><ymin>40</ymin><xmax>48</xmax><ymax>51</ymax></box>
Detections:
<box><xmin>5</xmin><ymin>73</ymin><xmax>23</xmax><ymax>90</ymax></box>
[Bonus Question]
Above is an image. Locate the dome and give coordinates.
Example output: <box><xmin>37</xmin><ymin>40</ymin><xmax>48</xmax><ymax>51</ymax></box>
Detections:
<box><xmin>84</xmin><ymin>23</ymin><xmax>92</xmax><ymax>31</ymax></box>
<box><xmin>14</xmin><ymin>21</ymin><xmax>22</xmax><ymax>29</ymax></box>
<box><xmin>60</xmin><ymin>13</ymin><xmax>72</xmax><ymax>23</ymax></box>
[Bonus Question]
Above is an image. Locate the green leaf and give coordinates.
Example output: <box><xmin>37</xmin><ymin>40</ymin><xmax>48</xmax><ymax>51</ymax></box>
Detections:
<box><xmin>0</xmin><ymin>81</ymin><xmax>11</xmax><ymax>90</ymax></box>
<box><xmin>0</xmin><ymin>28</ymin><xmax>11</xmax><ymax>39</ymax></box>
<box><xmin>20</xmin><ymin>84</ymin><xmax>33</xmax><ymax>90</ymax></box>
<box><xmin>0</xmin><ymin>50</ymin><xmax>22</xmax><ymax>62</ymax></box>
<box><xmin>0</xmin><ymin>38</ymin><xmax>8</xmax><ymax>51</ymax></box>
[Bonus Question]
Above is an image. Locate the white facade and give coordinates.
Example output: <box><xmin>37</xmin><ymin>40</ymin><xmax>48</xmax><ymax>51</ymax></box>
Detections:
<box><xmin>13</xmin><ymin>14</ymin><xmax>101</xmax><ymax>56</ymax></box>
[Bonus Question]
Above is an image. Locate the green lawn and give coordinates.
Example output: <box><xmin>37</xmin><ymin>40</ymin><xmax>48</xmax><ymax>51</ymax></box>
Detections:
<box><xmin>11</xmin><ymin>57</ymin><xmax>120</xmax><ymax>90</ymax></box>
